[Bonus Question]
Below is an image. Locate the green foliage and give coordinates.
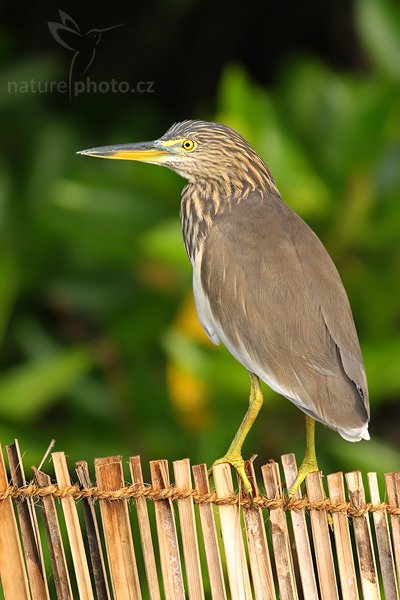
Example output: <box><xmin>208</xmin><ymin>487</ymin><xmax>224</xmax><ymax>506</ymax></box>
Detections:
<box><xmin>356</xmin><ymin>0</ymin><xmax>400</xmax><ymax>78</ymax></box>
<box><xmin>0</xmin><ymin>347</ymin><xmax>93</xmax><ymax>421</ymax></box>
<box><xmin>0</xmin><ymin>0</ymin><xmax>399</xmax><ymax>488</ymax></box>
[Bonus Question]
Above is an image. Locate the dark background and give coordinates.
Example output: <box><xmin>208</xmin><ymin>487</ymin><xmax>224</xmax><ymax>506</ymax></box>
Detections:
<box><xmin>3</xmin><ymin>1</ymin><xmax>363</xmax><ymax>119</ymax></box>
<box><xmin>0</xmin><ymin>0</ymin><xmax>399</xmax><ymax>488</ymax></box>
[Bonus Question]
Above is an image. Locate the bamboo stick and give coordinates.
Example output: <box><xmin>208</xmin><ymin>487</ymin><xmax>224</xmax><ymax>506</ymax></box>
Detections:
<box><xmin>262</xmin><ymin>461</ymin><xmax>298</xmax><ymax>600</ymax></box>
<box><xmin>95</xmin><ymin>456</ymin><xmax>142</xmax><ymax>600</ymax></box>
<box><xmin>173</xmin><ymin>458</ymin><xmax>205</xmax><ymax>600</ymax></box>
<box><xmin>52</xmin><ymin>452</ymin><xmax>94</xmax><ymax>600</ymax></box>
<box><xmin>212</xmin><ymin>463</ymin><xmax>252</xmax><ymax>600</ymax></box>
<box><xmin>305</xmin><ymin>471</ymin><xmax>338</xmax><ymax>600</ymax></box>
<box><xmin>241</xmin><ymin>459</ymin><xmax>276</xmax><ymax>600</ymax></box>
<box><xmin>6</xmin><ymin>440</ymin><xmax>50</xmax><ymax>600</ymax></box>
<box><xmin>281</xmin><ymin>454</ymin><xmax>318</xmax><ymax>600</ymax></box>
<box><xmin>327</xmin><ymin>472</ymin><xmax>359</xmax><ymax>600</ymax></box>
<box><xmin>385</xmin><ymin>472</ymin><xmax>400</xmax><ymax>586</ymax></box>
<box><xmin>192</xmin><ymin>463</ymin><xmax>227</xmax><ymax>600</ymax></box>
<box><xmin>150</xmin><ymin>459</ymin><xmax>185</xmax><ymax>600</ymax></box>
<box><xmin>0</xmin><ymin>444</ymin><xmax>30</xmax><ymax>600</ymax></box>
<box><xmin>76</xmin><ymin>461</ymin><xmax>111</xmax><ymax>600</ymax></box>
<box><xmin>33</xmin><ymin>467</ymin><xmax>73</xmax><ymax>600</ymax></box>
<box><xmin>345</xmin><ymin>471</ymin><xmax>380</xmax><ymax>600</ymax></box>
<box><xmin>395</xmin><ymin>473</ymin><xmax>400</xmax><ymax>579</ymax></box>
<box><xmin>367</xmin><ymin>472</ymin><xmax>399</xmax><ymax>600</ymax></box>
<box><xmin>129</xmin><ymin>456</ymin><xmax>161</xmax><ymax>600</ymax></box>
<box><xmin>51</xmin><ymin>452</ymin><xmax>94</xmax><ymax>600</ymax></box>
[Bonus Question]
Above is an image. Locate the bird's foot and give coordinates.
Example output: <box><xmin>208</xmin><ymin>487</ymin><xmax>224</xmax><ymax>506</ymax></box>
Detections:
<box><xmin>288</xmin><ymin>455</ymin><xmax>318</xmax><ymax>498</ymax></box>
<box><xmin>209</xmin><ymin>452</ymin><xmax>252</xmax><ymax>495</ymax></box>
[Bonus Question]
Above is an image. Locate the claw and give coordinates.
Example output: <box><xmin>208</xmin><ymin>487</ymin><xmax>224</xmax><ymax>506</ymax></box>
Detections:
<box><xmin>288</xmin><ymin>457</ymin><xmax>318</xmax><ymax>498</ymax></box>
<box><xmin>288</xmin><ymin>416</ymin><xmax>319</xmax><ymax>498</ymax></box>
<box><xmin>210</xmin><ymin>453</ymin><xmax>253</xmax><ymax>495</ymax></box>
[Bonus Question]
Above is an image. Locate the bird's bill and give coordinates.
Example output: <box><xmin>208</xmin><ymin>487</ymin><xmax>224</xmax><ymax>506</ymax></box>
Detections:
<box><xmin>97</xmin><ymin>24</ymin><xmax>124</xmax><ymax>33</ymax></box>
<box><xmin>77</xmin><ymin>141</ymin><xmax>171</xmax><ymax>164</ymax></box>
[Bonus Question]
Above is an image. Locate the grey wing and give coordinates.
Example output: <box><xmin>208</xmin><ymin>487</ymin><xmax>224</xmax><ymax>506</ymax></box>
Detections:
<box><xmin>198</xmin><ymin>192</ymin><xmax>369</xmax><ymax>441</ymax></box>
<box><xmin>294</xmin><ymin>216</ymin><xmax>370</xmax><ymax>416</ymax></box>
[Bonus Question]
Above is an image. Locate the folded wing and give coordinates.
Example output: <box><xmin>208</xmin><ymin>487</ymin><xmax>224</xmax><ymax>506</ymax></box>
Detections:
<box><xmin>197</xmin><ymin>191</ymin><xmax>369</xmax><ymax>441</ymax></box>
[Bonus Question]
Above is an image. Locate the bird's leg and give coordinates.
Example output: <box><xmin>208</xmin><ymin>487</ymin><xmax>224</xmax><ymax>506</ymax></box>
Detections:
<box><xmin>288</xmin><ymin>415</ymin><xmax>319</xmax><ymax>497</ymax></box>
<box><xmin>211</xmin><ymin>372</ymin><xmax>263</xmax><ymax>495</ymax></box>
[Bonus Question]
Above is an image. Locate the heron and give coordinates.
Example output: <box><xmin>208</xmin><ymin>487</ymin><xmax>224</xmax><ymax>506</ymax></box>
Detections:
<box><xmin>78</xmin><ymin>120</ymin><xmax>370</xmax><ymax>496</ymax></box>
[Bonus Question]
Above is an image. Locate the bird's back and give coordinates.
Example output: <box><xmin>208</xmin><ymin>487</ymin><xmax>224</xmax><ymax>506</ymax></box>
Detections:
<box><xmin>196</xmin><ymin>190</ymin><xmax>369</xmax><ymax>441</ymax></box>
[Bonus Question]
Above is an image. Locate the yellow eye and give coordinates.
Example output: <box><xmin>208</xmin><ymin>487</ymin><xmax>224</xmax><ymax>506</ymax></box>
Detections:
<box><xmin>182</xmin><ymin>139</ymin><xmax>195</xmax><ymax>151</ymax></box>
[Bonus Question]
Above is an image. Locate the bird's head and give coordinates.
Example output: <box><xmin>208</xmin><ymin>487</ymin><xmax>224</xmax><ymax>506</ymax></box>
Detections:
<box><xmin>78</xmin><ymin>120</ymin><xmax>274</xmax><ymax>188</ymax></box>
<box><xmin>85</xmin><ymin>24</ymin><xmax>123</xmax><ymax>46</ymax></box>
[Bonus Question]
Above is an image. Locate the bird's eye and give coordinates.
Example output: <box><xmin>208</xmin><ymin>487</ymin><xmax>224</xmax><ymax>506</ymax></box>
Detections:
<box><xmin>182</xmin><ymin>139</ymin><xmax>195</xmax><ymax>151</ymax></box>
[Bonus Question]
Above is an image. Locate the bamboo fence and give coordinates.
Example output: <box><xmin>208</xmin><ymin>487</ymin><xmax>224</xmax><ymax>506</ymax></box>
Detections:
<box><xmin>0</xmin><ymin>440</ymin><xmax>399</xmax><ymax>599</ymax></box>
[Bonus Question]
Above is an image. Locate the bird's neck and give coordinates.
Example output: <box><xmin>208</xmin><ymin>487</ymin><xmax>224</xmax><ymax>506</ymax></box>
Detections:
<box><xmin>180</xmin><ymin>172</ymin><xmax>276</xmax><ymax>263</ymax></box>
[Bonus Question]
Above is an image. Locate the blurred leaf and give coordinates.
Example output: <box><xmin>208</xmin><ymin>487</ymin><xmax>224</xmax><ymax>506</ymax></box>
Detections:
<box><xmin>166</xmin><ymin>361</ymin><xmax>210</xmax><ymax>431</ymax></box>
<box><xmin>163</xmin><ymin>329</ymin><xmax>250</xmax><ymax>398</ymax></box>
<box><xmin>139</xmin><ymin>219</ymin><xmax>187</xmax><ymax>266</ymax></box>
<box><xmin>27</xmin><ymin>121</ymin><xmax>80</xmax><ymax>204</ymax></box>
<box><xmin>0</xmin><ymin>56</ymin><xmax>61</xmax><ymax>109</ymax></box>
<box><xmin>330</xmin><ymin>437</ymin><xmax>400</xmax><ymax>473</ymax></box>
<box><xmin>0</xmin><ymin>252</ymin><xmax>19</xmax><ymax>346</ymax></box>
<box><xmin>33</xmin><ymin>177</ymin><xmax>165</xmax><ymax>265</ymax></box>
<box><xmin>356</xmin><ymin>0</ymin><xmax>400</xmax><ymax>79</ymax></box>
<box><xmin>0</xmin><ymin>161</ymin><xmax>11</xmax><ymax>231</ymax></box>
<box><xmin>363</xmin><ymin>338</ymin><xmax>400</xmax><ymax>401</ymax></box>
<box><xmin>0</xmin><ymin>347</ymin><xmax>93</xmax><ymax>421</ymax></box>
<box><xmin>217</xmin><ymin>65</ymin><xmax>331</xmax><ymax>217</ymax></box>
<box><xmin>162</xmin><ymin>329</ymin><xmax>209</xmax><ymax>377</ymax></box>
<box><xmin>280</xmin><ymin>60</ymin><xmax>399</xmax><ymax>186</ymax></box>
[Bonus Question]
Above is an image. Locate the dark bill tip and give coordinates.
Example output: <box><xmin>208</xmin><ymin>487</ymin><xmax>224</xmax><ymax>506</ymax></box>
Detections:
<box><xmin>76</xmin><ymin>141</ymin><xmax>169</xmax><ymax>162</ymax></box>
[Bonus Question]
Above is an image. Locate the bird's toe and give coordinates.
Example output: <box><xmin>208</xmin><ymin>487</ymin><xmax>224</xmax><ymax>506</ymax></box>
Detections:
<box><xmin>288</xmin><ymin>457</ymin><xmax>319</xmax><ymax>498</ymax></box>
<box><xmin>210</xmin><ymin>453</ymin><xmax>253</xmax><ymax>495</ymax></box>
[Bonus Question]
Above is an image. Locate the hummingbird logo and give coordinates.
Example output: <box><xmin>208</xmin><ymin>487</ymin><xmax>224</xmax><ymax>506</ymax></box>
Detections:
<box><xmin>48</xmin><ymin>10</ymin><xmax>123</xmax><ymax>98</ymax></box>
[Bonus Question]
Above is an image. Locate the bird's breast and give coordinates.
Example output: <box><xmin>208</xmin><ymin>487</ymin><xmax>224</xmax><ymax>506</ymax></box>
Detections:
<box><xmin>180</xmin><ymin>182</ymin><xmax>236</xmax><ymax>263</ymax></box>
<box><xmin>180</xmin><ymin>186</ymin><xmax>212</xmax><ymax>263</ymax></box>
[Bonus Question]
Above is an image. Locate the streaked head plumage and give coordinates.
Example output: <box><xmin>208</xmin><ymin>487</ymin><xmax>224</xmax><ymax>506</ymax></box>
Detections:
<box><xmin>159</xmin><ymin>120</ymin><xmax>270</xmax><ymax>185</ymax></box>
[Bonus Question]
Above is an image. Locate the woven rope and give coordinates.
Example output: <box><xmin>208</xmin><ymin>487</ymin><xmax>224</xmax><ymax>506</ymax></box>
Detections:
<box><xmin>1</xmin><ymin>483</ymin><xmax>399</xmax><ymax>517</ymax></box>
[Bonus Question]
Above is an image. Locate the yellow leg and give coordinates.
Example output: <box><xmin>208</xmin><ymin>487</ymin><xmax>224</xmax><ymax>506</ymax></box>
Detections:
<box><xmin>288</xmin><ymin>415</ymin><xmax>319</xmax><ymax>497</ymax></box>
<box><xmin>211</xmin><ymin>372</ymin><xmax>263</xmax><ymax>494</ymax></box>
